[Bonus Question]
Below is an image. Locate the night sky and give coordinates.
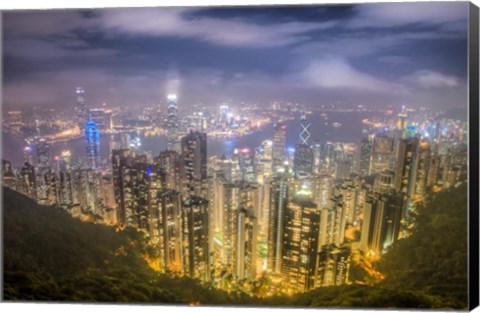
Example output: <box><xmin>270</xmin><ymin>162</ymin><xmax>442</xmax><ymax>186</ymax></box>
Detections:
<box><xmin>2</xmin><ymin>2</ymin><xmax>469</xmax><ymax>111</ymax></box>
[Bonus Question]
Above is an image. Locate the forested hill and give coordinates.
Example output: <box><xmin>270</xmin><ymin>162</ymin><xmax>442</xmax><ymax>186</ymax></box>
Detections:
<box><xmin>2</xmin><ymin>185</ymin><xmax>468</xmax><ymax>308</ymax></box>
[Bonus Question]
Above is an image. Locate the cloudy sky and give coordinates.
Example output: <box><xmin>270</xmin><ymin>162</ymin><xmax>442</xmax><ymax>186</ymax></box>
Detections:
<box><xmin>2</xmin><ymin>2</ymin><xmax>469</xmax><ymax>111</ymax></box>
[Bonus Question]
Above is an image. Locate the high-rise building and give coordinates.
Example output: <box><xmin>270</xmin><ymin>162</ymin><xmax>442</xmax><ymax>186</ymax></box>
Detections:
<box><xmin>182</xmin><ymin>197</ymin><xmax>210</xmax><ymax>281</ymax></box>
<box><xmin>294</xmin><ymin>144</ymin><xmax>314</xmax><ymax>178</ymax></box>
<box><xmin>149</xmin><ymin>189</ymin><xmax>183</xmax><ymax>272</ymax></box>
<box><xmin>272</xmin><ymin>123</ymin><xmax>287</xmax><ymax>172</ymax></box>
<box><xmin>356</xmin><ymin>138</ymin><xmax>372</xmax><ymax>176</ymax></box>
<box><xmin>371</xmin><ymin>135</ymin><xmax>395</xmax><ymax>174</ymax></box>
<box><xmin>181</xmin><ymin>131</ymin><xmax>207</xmax><ymax>197</ymax></box>
<box><xmin>394</xmin><ymin>137</ymin><xmax>419</xmax><ymax>224</ymax></box>
<box><xmin>360</xmin><ymin>192</ymin><xmax>403</xmax><ymax>255</ymax></box>
<box><xmin>75</xmin><ymin>87</ymin><xmax>89</xmax><ymax>130</ymax></box>
<box><xmin>299</xmin><ymin>112</ymin><xmax>311</xmax><ymax>146</ymax></box>
<box><xmin>334</xmin><ymin>159</ymin><xmax>352</xmax><ymax>180</ymax></box>
<box><xmin>36</xmin><ymin>138</ymin><xmax>51</xmax><ymax>175</ymax></box>
<box><xmin>112</xmin><ymin>149</ymin><xmax>134</xmax><ymax>227</ymax></box>
<box><xmin>267</xmin><ymin>168</ymin><xmax>289</xmax><ymax>274</ymax></box>
<box><xmin>234</xmin><ymin>148</ymin><xmax>256</xmax><ymax>183</ymax></box>
<box><xmin>19</xmin><ymin>162</ymin><xmax>36</xmax><ymax>198</ymax></box>
<box><xmin>85</xmin><ymin>120</ymin><xmax>100</xmax><ymax>170</ymax></box>
<box><xmin>166</xmin><ymin>94</ymin><xmax>181</xmax><ymax>153</ymax></box>
<box><xmin>312</xmin><ymin>141</ymin><xmax>322</xmax><ymax>175</ymax></box>
<box><xmin>316</xmin><ymin>245</ymin><xmax>350</xmax><ymax>287</ymax></box>
<box><xmin>235</xmin><ymin>207</ymin><xmax>258</xmax><ymax>280</ymax></box>
<box><xmin>155</xmin><ymin>150</ymin><xmax>181</xmax><ymax>191</ymax></box>
<box><xmin>282</xmin><ymin>189</ymin><xmax>320</xmax><ymax>293</ymax></box>
<box><xmin>373</xmin><ymin>170</ymin><xmax>395</xmax><ymax>194</ymax></box>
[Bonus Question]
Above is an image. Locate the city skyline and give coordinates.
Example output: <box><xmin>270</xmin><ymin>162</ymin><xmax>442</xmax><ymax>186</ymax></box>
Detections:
<box><xmin>3</xmin><ymin>2</ymin><xmax>468</xmax><ymax>111</ymax></box>
<box><xmin>1</xmin><ymin>2</ymin><xmax>475</xmax><ymax>309</ymax></box>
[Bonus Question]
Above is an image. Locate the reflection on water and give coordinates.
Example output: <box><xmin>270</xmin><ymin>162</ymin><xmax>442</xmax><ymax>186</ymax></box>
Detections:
<box><xmin>2</xmin><ymin>111</ymin><xmax>379</xmax><ymax>167</ymax></box>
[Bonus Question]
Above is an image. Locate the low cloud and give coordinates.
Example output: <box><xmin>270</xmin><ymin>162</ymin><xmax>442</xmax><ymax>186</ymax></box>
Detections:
<box><xmin>295</xmin><ymin>58</ymin><xmax>407</xmax><ymax>94</ymax></box>
<box><xmin>404</xmin><ymin>70</ymin><xmax>460</xmax><ymax>89</ymax></box>
<box><xmin>99</xmin><ymin>8</ymin><xmax>337</xmax><ymax>48</ymax></box>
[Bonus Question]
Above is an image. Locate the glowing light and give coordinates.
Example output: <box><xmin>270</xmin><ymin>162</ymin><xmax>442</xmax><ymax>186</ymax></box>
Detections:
<box><xmin>167</xmin><ymin>94</ymin><xmax>177</xmax><ymax>101</ymax></box>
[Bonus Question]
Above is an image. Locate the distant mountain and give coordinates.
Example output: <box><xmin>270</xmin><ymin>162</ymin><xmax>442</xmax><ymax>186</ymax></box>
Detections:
<box><xmin>2</xmin><ymin>186</ymin><xmax>468</xmax><ymax>308</ymax></box>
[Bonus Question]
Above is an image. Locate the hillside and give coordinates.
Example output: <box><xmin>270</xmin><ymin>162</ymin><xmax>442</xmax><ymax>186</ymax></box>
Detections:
<box><xmin>2</xmin><ymin>186</ymin><xmax>468</xmax><ymax>308</ymax></box>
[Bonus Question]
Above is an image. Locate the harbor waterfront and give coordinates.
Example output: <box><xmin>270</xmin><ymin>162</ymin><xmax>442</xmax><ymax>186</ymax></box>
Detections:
<box><xmin>2</xmin><ymin>111</ymin><xmax>379</xmax><ymax>168</ymax></box>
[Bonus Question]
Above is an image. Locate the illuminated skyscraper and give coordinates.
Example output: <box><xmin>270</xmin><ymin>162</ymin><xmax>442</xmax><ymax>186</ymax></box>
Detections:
<box><xmin>112</xmin><ymin>149</ymin><xmax>135</xmax><ymax>227</ymax></box>
<box><xmin>19</xmin><ymin>162</ymin><xmax>36</xmax><ymax>199</ymax></box>
<box><xmin>360</xmin><ymin>192</ymin><xmax>403</xmax><ymax>255</ymax></box>
<box><xmin>166</xmin><ymin>94</ymin><xmax>181</xmax><ymax>153</ymax></box>
<box><xmin>181</xmin><ymin>131</ymin><xmax>207</xmax><ymax>197</ymax></box>
<box><xmin>294</xmin><ymin>144</ymin><xmax>314</xmax><ymax>178</ymax></box>
<box><xmin>148</xmin><ymin>189</ymin><xmax>183</xmax><ymax>272</ymax></box>
<box><xmin>281</xmin><ymin>189</ymin><xmax>320</xmax><ymax>293</ymax></box>
<box><xmin>316</xmin><ymin>245</ymin><xmax>350</xmax><ymax>287</ymax></box>
<box><xmin>182</xmin><ymin>197</ymin><xmax>210</xmax><ymax>281</ymax></box>
<box><xmin>234</xmin><ymin>148</ymin><xmax>256</xmax><ymax>183</ymax></box>
<box><xmin>85</xmin><ymin>120</ymin><xmax>100</xmax><ymax>170</ymax></box>
<box><xmin>299</xmin><ymin>112</ymin><xmax>311</xmax><ymax>145</ymax></box>
<box><xmin>272</xmin><ymin>123</ymin><xmax>286</xmax><ymax>172</ymax></box>
<box><xmin>75</xmin><ymin>87</ymin><xmax>89</xmax><ymax>130</ymax></box>
<box><xmin>235</xmin><ymin>207</ymin><xmax>258</xmax><ymax>280</ymax></box>
<box><xmin>356</xmin><ymin>138</ymin><xmax>372</xmax><ymax>176</ymax></box>
<box><xmin>267</xmin><ymin>167</ymin><xmax>289</xmax><ymax>274</ymax></box>
<box><xmin>36</xmin><ymin>138</ymin><xmax>51</xmax><ymax>175</ymax></box>
<box><xmin>394</xmin><ymin>137</ymin><xmax>419</xmax><ymax>224</ymax></box>
<box><xmin>155</xmin><ymin>150</ymin><xmax>181</xmax><ymax>191</ymax></box>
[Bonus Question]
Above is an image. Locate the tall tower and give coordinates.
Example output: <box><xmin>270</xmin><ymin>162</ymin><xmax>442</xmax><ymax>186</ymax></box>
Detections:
<box><xmin>166</xmin><ymin>94</ymin><xmax>181</xmax><ymax>153</ymax></box>
<box><xmin>182</xmin><ymin>197</ymin><xmax>210</xmax><ymax>281</ymax></box>
<box><xmin>181</xmin><ymin>131</ymin><xmax>207</xmax><ymax>197</ymax></box>
<box><xmin>394</xmin><ymin>137</ymin><xmax>419</xmax><ymax>226</ymax></box>
<box><xmin>272</xmin><ymin>123</ymin><xmax>287</xmax><ymax>173</ymax></box>
<box><xmin>36</xmin><ymin>138</ymin><xmax>51</xmax><ymax>176</ymax></box>
<box><xmin>76</xmin><ymin>87</ymin><xmax>88</xmax><ymax>130</ymax></box>
<box><xmin>281</xmin><ymin>189</ymin><xmax>320</xmax><ymax>293</ymax></box>
<box><xmin>85</xmin><ymin>120</ymin><xmax>101</xmax><ymax>170</ymax></box>
<box><xmin>294</xmin><ymin>113</ymin><xmax>314</xmax><ymax>178</ymax></box>
<box><xmin>267</xmin><ymin>167</ymin><xmax>289</xmax><ymax>274</ymax></box>
<box><xmin>299</xmin><ymin>112</ymin><xmax>311</xmax><ymax>145</ymax></box>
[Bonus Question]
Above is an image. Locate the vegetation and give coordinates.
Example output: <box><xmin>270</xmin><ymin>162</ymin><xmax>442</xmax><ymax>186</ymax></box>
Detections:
<box><xmin>2</xmin><ymin>185</ymin><xmax>468</xmax><ymax>308</ymax></box>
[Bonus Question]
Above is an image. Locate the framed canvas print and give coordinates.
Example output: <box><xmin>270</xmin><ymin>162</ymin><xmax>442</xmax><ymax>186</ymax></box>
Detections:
<box><xmin>1</xmin><ymin>0</ymin><xmax>479</xmax><ymax>311</ymax></box>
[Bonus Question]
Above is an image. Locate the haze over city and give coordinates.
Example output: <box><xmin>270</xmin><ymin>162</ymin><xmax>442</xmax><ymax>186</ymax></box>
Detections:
<box><xmin>3</xmin><ymin>2</ymin><xmax>468</xmax><ymax>111</ymax></box>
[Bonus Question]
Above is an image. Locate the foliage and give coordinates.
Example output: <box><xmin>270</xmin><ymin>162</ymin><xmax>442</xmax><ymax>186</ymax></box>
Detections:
<box><xmin>2</xmin><ymin>185</ymin><xmax>469</xmax><ymax>308</ymax></box>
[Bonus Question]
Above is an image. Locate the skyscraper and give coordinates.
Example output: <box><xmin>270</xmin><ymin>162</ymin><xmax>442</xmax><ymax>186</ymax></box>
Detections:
<box><xmin>234</xmin><ymin>148</ymin><xmax>256</xmax><ymax>183</ymax></box>
<box><xmin>181</xmin><ymin>131</ymin><xmax>207</xmax><ymax>197</ymax></box>
<box><xmin>19</xmin><ymin>162</ymin><xmax>36</xmax><ymax>199</ymax></box>
<box><xmin>166</xmin><ymin>94</ymin><xmax>181</xmax><ymax>153</ymax></box>
<box><xmin>267</xmin><ymin>167</ymin><xmax>289</xmax><ymax>274</ymax></box>
<box><xmin>282</xmin><ymin>189</ymin><xmax>320</xmax><ymax>293</ymax></box>
<box><xmin>36</xmin><ymin>138</ymin><xmax>51</xmax><ymax>175</ymax></box>
<box><xmin>182</xmin><ymin>197</ymin><xmax>210</xmax><ymax>281</ymax></box>
<box><xmin>155</xmin><ymin>150</ymin><xmax>181</xmax><ymax>191</ymax></box>
<box><xmin>75</xmin><ymin>87</ymin><xmax>89</xmax><ymax>130</ymax></box>
<box><xmin>294</xmin><ymin>144</ymin><xmax>314</xmax><ymax>178</ymax></box>
<box><xmin>299</xmin><ymin>112</ymin><xmax>311</xmax><ymax>145</ymax></box>
<box><xmin>360</xmin><ymin>192</ymin><xmax>403</xmax><ymax>255</ymax></box>
<box><xmin>272</xmin><ymin>123</ymin><xmax>287</xmax><ymax>173</ymax></box>
<box><xmin>394</xmin><ymin>137</ymin><xmax>419</xmax><ymax>224</ymax></box>
<box><xmin>148</xmin><ymin>189</ymin><xmax>183</xmax><ymax>272</ymax></box>
<box><xmin>356</xmin><ymin>138</ymin><xmax>372</xmax><ymax>176</ymax></box>
<box><xmin>85</xmin><ymin>120</ymin><xmax>100</xmax><ymax>170</ymax></box>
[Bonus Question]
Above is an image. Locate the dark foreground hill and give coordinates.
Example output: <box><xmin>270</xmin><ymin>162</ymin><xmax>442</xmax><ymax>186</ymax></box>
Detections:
<box><xmin>2</xmin><ymin>185</ymin><xmax>468</xmax><ymax>308</ymax></box>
